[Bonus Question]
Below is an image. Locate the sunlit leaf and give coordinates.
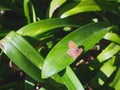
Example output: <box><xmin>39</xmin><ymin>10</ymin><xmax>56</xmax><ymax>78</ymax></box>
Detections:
<box><xmin>97</xmin><ymin>43</ymin><xmax>120</xmax><ymax>62</ymax></box>
<box><xmin>17</xmin><ymin>18</ymin><xmax>79</xmax><ymax>40</ymax></box>
<box><xmin>91</xmin><ymin>57</ymin><xmax>116</xmax><ymax>88</ymax></box>
<box><xmin>0</xmin><ymin>31</ymin><xmax>84</xmax><ymax>90</ymax></box>
<box><xmin>42</xmin><ymin>23</ymin><xmax>115</xmax><ymax>78</ymax></box>
<box><xmin>61</xmin><ymin>66</ymin><xmax>84</xmax><ymax>90</ymax></box>
<box><xmin>49</xmin><ymin>0</ymin><xmax>67</xmax><ymax>18</ymax></box>
<box><xmin>60</xmin><ymin>0</ymin><xmax>118</xmax><ymax>18</ymax></box>
<box><xmin>0</xmin><ymin>31</ymin><xmax>44</xmax><ymax>82</ymax></box>
<box><xmin>104</xmin><ymin>32</ymin><xmax>120</xmax><ymax>44</ymax></box>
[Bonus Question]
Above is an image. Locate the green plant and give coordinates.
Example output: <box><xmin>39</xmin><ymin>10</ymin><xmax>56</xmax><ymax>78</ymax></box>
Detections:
<box><xmin>0</xmin><ymin>0</ymin><xmax>120</xmax><ymax>90</ymax></box>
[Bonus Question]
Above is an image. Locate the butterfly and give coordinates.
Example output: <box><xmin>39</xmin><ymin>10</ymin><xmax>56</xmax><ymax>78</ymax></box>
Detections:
<box><xmin>67</xmin><ymin>41</ymin><xmax>83</xmax><ymax>60</ymax></box>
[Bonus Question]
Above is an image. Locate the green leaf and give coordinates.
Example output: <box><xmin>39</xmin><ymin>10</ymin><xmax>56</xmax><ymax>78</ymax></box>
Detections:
<box><xmin>42</xmin><ymin>23</ymin><xmax>114</xmax><ymax>78</ymax></box>
<box><xmin>104</xmin><ymin>32</ymin><xmax>120</xmax><ymax>44</ymax></box>
<box><xmin>91</xmin><ymin>57</ymin><xmax>116</xmax><ymax>88</ymax></box>
<box><xmin>24</xmin><ymin>0</ymin><xmax>36</xmax><ymax>23</ymax></box>
<box><xmin>17</xmin><ymin>18</ymin><xmax>79</xmax><ymax>40</ymax></box>
<box><xmin>61</xmin><ymin>0</ymin><xmax>100</xmax><ymax>18</ymax></box>
<box><xmin>24</xmin><ymin>0</ymin><xmax>31</xmax><ymax>23</ymax></box>
<box><xmin>51</xmin><ymin>66</ymin><xmax>84</xmax><ymax>90</ymax></box>
<box><xmin>97</xmin><ymin>43</ymin><xmax>120</xmax><ymax>62</ymax></box>
<box><xmin>0</xmin><ymin>31</ymin><xmax>84</xmax><ymax>90</ymax></box>
<box><xmin>109</xmin><ymin>67</ymin><xmax>120</xmax><ymax>90</ymax></box>
<box><xmin>0</xmin><ymin>31</ymin><xmax>44</xmax><ymax>82</ymax></box>
<box><xmin>62</xmin><ymin>66</ymin><xmax>84</xmax><ymax>90</ymax></box>
<box><xmin>60</xmin><ymin>0</ymin><xmax>119</xmax><ymax>18</ymax></box>
<box><xmin>49</xmin><ymin>0</ymin><xmax>67</xmax><ymax>18</ymax></box>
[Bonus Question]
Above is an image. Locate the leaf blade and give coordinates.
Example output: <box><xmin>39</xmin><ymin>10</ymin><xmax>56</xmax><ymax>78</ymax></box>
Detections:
<box><xmin>97</xmin><ymin>43</ymin><xmax>120</xmax><ymax>62</ymax></box>
<box><xmin>17</xmin><ymin>18</ymin><xmax>79</xmax><ymax>40</ymax></box>
<box><xmin>42</xmin><ymin>23</ymin><xmax>114</xmax><ymax>78</ymax></box>
<box><xmin>0</xmin><ymin>31</ymin><xmax>43</xmax><ymax>82</ymax></box>
<box><xmin>49</xmin><ymin>0</ymin><xmax>67</xmax><ymax>18</ymax></box>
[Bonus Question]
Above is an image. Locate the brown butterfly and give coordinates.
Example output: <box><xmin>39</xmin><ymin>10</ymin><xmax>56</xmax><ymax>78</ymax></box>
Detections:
<box><xmin>67</xmin><ymin>41</ymin><xmax>83</xmax><ymax>60</ymax></box>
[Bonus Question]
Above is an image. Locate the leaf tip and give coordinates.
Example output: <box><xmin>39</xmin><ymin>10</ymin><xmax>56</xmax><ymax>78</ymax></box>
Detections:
<box><xmin>60</xmin><ymin>14</ymin><xmax>67</xmax><ymax>18</ymax></box>
<box><xmin>41</xmin><ymin>70</ymin><xmax>52</xmax><ymax>79</ymax></box>
<box><xmin>41</xmin><ymin>64</ymin><xmax>56</xmax><ymax>79</ymax></box>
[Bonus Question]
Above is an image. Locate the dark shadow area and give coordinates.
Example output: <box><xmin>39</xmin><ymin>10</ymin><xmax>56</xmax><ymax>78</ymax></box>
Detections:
<box><xmin>58</xmin><ymin>69</ymin><xmax>66</xmax><ymax>77</ymax></box>
<box><xmin>93</xmin><ymin>0</ymin><xmax>120</xmax><ymax>13</ymax></box>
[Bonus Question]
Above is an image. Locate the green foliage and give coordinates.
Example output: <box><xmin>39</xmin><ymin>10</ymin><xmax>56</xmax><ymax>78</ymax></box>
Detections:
<box><xmin>0</xmin><ymin>0</ymin><xmax>120</xmax><ymax>90</ymax></box>
<box><xmin>42</xmin><ymin>23</ymin><xmax>115</xmax><ymax>78</ymax></box>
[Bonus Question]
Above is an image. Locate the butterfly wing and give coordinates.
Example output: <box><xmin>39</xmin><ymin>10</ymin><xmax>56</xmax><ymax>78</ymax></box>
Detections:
<box><xmin>67</xmin><ymin>41</ymin><xmax>78</xmax><ymax>57</ymax></box>
<box><xmin>68</xmin><ymin>41</ymin><xmax>78</xmax><ymax>49</ymax></box>
<box><xmin>67</xmin><ymin>41</ymin><xmax>83</xmax><ymax>60</ymax></box>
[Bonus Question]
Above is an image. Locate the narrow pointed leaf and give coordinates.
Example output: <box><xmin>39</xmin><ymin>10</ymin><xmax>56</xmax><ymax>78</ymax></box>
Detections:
<box><xmin>52</xmin><ymin>66</ymin><xmax>84</xmax><ymax>90</ymax></box>
<box><xmin>112</xmin><ymin>76</ymin><xmax>120</xmax><ymax>90</ymax></box>
<box><xmin>104</xmin><ymin>32</ymin><xmax>120</xmax><ymax>44</ymax></box>
<box><xmin>61</xmin><ymin>0</ymin><xmax>118</xmax><ymax>18</ymax></box>
<box><xmin>17</xmin><ymin>18</ymin><xmax>79</xmax><ymax>40</ymax></box>
<box><xmin>24</xmin><ymin>0</ymin><xmax>31</xmax><ymax>23</ymax></box>
<box><xmin>0</xmin><ymin>31</ymin><xmax>84</xmax><ymax>90</ymax></box>
<box><xmin>61</xmin><ymin>0</ymin><xmax>100</xmax><ymax>18</ymax></box>
<box><xmin>49</xmin><ymin>0</ymin><xmax>67</xmax><ymax>18</ymax></box>
<box><xmin>42</xmin><ymin>23</ymin><xmax>114</xmax><ymax>78</ymax></box>
<box><xmin>97</xmin><ymin>43</ymin><xmax>120</xmax><ymax>62</ymax></box>
<box><xmin>0</xmin><ymin>31</ymin><xmax>44</xmax><ymax>82</ymax></box>
<box><xmin>62</xmin><ymin>66</ymin><xmax>84</xmax><ymax>90</ymax></box>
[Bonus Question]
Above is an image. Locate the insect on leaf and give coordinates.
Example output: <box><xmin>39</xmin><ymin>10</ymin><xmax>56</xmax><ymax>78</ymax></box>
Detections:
<box><xmin>67</xmin><ymin>41</ymin><xmax>83</xmax><ymax>60</ymax></box>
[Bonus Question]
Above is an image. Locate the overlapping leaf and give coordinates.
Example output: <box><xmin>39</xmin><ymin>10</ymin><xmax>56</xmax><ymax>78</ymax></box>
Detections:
<box><xmin>104</xmin><ymin>32</ymin><xmax>120</xmax><ymax>44</ymax></box>
<box><xmin>0</xmin><ymin>31</ymin><xmax>44</xmax><ymax>82</ymax></box>
<box><xmin>0</xmin><ymin>31</ymin><xmax>84</xmax><ymax>90</ymax></box>
<box><xmin>60</xmin><ymin>0</ymin><xmax>119</xmax><ymax>18</ymax></box>
<box><xmin>17</xmin><ymin>18</ymin><xmax>79</xmax><ymax>40</ymax></box>
<box><xmin>60</xmin><ymin>66</ymin><xmax>84</xmax><ymax>90</ymax></box>
<box><xmin>49</xmin><ymin>0</ymin><xmax>67</xmax><ymax>18</ymax></box>
<box><xmin>97</xmin><ymin>43</ymin><xmax>120</xmax><ymax>62</ymax></box>
<box><xmin>52</xmin><ymin>66</ymin><xmax>84</xmax><ymax>90</ymax></box>
<box><xmin>42</xmin><ymin>23</ymin><xmax>115</xmax><ymax>78</ymax></box>
<box><xmin>91</xmin><ymin>57</ymin><xmax>116</xmax><ymax>88</ymax></box>
<box><xmin>109</xmin><ymin>66</ymin><xmax>120</xmax><ymax>90</ymax></box>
